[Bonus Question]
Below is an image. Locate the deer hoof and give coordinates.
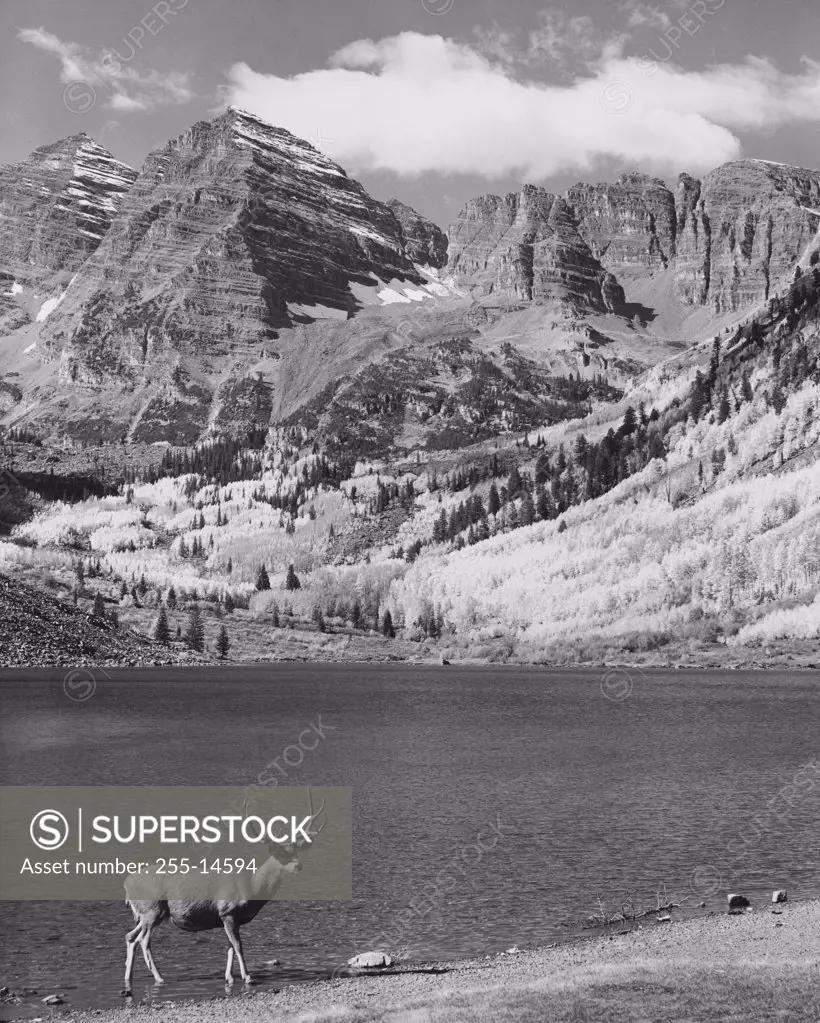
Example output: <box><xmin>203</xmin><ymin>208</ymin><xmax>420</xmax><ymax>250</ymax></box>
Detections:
<box><xmin>244</xmin><ymin>976</ymin><xmax>255</xmax><ymax>986</ymax></box>
<box><xmin>120</xmin><ymin>988</ymin><xmax>132</xmax><ymax>997</ymax></box>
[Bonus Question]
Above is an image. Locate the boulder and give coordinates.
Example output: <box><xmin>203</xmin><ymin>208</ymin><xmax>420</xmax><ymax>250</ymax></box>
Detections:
<box><xmin>727</xmin><ymin>894</ymin><xmax>751</xmax><ymax>910</ymax></box>
<box><xmin>347</xmin><ymin>951</ymin><xmax>394</xmax><ymax>970</ymax></box>
<box><xmin>772</xmin><ymin>890</ymin><xmax>788</xmax><ymax>904</ymax></box>
<box><xmin>41</xmin><ymin>994</ymin><xmax>64</xmax><ymax>1005</ymax></box>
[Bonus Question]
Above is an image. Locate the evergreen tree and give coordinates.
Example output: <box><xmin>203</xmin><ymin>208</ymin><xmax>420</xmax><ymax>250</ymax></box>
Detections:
<box><xmin>92</xmin><ymin>590</ymin><xmax>105</xmax><ymax>618</ymax></box>
<box><xmin>216</xmin><ymin>624</ymin><xmax>230</xmax><ymax>659</ymax></box>
<box><xmin>185</xmin><ymin>604</ymin><xmax>205</xmax><ymax>652</ymax></box>
<box><xmin>708</xmin><ymin>336</ymin><xmax>721</xmax><ymax>388</ymax></box>
<box><xmin>153</xmin><ymin>607</ymin><xmax>171</xmax><ymax>644</ymax></box>
<box><xmin>690</xmin><ymin>371</ymin><xmax>709</xmax><ymax>420</ymax></box>
<box><xmin>770</xmin><ymin>383</ymin><xmax>787</xmax><ymax>414</ymax></box>
<box><xmin>224</xmin><ymin>592</ymin><xmax>235</xmax><ymax>614</ymax></box>
<box><xmin>619</xmin><ymin>406</ymin><xmax>637</xmax><ymax>436</ymax></box>
<box><xmin>167</xmin><ymin>585</ymin><xmax>177</xmax><ymax>609</ymax></box>
<box><xmin>382</xmin><ymin>609</ymin><xmax>395</xmax><ymax>638</ymax></box>
<box><xmin>506</xmin><ymin>466</ymin><xmax>523</xmax><ymax>499</ymax></box>
<box><xmin>255</xmin><ymin>563</ymin><xmax>271</xmax><ymax>591</ymax></box>
<box><xmin>119</xmin><ymin>580</ymin><xmax>128</xmax><ymax>600</ymax></box>
<box><xmin>718</xmin><ymin>388</ymin><xmax>731</xmax><ymax>424</ymax></box>
<box><xmin>536</xmin><ymin>487</ymin><xmax>549</xmax><ymax>521</ymax></box>
<box><xmin>227</xmin><ymin>556</ymin><xmax>233</xmax><ymax>574</ymax></box>
<box><xmin>285</xmin><ymin>563</ymin><xmax>301</xmax><ymax>590</ymax></box>
<box><xmin>520</xmin><ymin>494</ymin><xmax>535</xmax><ymax>526</ymax></box>
<box><xmin>109</xmin><ymin>609</ymin><xmax>119</xmax><ymax>628</ymax></box>
<box><xmin>487</xmin><ymin>483</ymin><xmax>501</xmax><ymax>516</ymax></box>
<box><xmin>272</xmin><ymin>601</ymin><xmax>280</xmax><ymax>628</ymax></box>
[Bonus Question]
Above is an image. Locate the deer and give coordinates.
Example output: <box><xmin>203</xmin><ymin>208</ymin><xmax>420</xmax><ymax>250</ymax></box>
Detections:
<box><xmin>122</xmin><ymin>792</ymin><xmax>325</xmax><ymax>994</ymax></box>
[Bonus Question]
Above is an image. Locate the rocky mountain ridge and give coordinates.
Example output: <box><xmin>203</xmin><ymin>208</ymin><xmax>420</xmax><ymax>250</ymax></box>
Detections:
<box><xmin>457</xmin><ymin>161</ymin><xmax>820</xmax><ymax>314</ymax></box>
<box><xmin>1</xmin><ymin>108</ymin><xmax>819</xmax><ymax>446</ymax></box>
<box><xmin>446</xmin><ymin>185</ymin><xmax>625</xmax><ymax>314</ymax></box>
<box><xmin>0</xmin><ymin>134</ymin><xmax>136</xmax><ymax>333</ymax></box>
<box><xmin>35</xmin><ymin>108</ymin><xmax>446</xmax><ymax>387</ymax></box>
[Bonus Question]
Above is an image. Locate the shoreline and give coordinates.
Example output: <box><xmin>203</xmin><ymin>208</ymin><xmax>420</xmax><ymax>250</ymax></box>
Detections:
<box><xmin>20</xmin><ymin>898</ymin><xmax>819</xmax><ymax>1023</ymax></box>
<box><xmin>1</xmin><ymin>650</ymin><xmax>818</xmax><ymax>671</ymax></box>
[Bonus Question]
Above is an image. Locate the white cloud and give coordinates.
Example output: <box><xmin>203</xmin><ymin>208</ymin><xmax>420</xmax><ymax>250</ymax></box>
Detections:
<box><xmin>527</xmin><ymin>11</ymin><xmax>601</xmax><ymax>66</ymax></box>
<box><xmin>473</xmin><ymin>11</ymin><xmax>619</xmax><ymax>70</ymax></box>
<box><xmin>223</xmin><ymin>32</ymin><xmax>820</xmax><ymax>181</ymax></box>
<box><xmin>619</xmin><ymin>0</ymin><xmax>693</xmax><ymax>31</ymax></box>
<box><xmin>18</xmin><ymin>27</ymin><xmax>194</xmax><ymax>111</ymax></box>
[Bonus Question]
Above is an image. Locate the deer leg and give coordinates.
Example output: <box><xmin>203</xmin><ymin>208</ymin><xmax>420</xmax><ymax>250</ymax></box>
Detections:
<box><xmin>223</xmin><ymin>917</ymin><xmax>252</xmax><ymax>984</ymax></box>
<box><xmin>225</xmin><ymin>946</ymin><xmax>235</xmax><ymax>984</ymax></box>
<box><xmin>123</xmin><ymin>924</ymin><xmax>141</xmax><ymax>994</ymax></box>
<box><xmin>139</xmin><ymin>925</ymin><xmax>164</xmax><ymax>985</ymax></box>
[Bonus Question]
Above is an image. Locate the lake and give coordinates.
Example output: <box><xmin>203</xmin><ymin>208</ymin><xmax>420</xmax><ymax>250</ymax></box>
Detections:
<box><xmin>0</xmin><ymin>664</ymin><xmax>818</xmax><ymax>1014</ymax></box>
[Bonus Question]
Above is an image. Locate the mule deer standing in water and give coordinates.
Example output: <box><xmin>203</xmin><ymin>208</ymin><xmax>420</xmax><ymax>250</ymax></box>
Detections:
<box><xmin>122</xmin><ymin>793</ymin><xmax>324</xmax><ymax>993</ymax></box>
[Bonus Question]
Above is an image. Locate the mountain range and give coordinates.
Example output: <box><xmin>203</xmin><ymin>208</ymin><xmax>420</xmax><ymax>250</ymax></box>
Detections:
<box><xmin>1</xmin><ymin>106</ymin><xmax>819</xmax><ymax>666</ymax></box>
<box><xmin>2</xmin><ymin>106</ymin><xmax>819</xmax><ymax>445</ymax></box>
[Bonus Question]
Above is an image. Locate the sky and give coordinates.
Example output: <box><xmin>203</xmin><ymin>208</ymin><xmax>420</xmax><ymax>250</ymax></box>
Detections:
<box><xmin>1</xmin><ymin>0</ymin><xmax>819</xmax><ymax>227</ymax></box>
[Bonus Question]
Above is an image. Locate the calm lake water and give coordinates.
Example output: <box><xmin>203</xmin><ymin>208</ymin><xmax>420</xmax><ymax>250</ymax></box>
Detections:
<box><xmin>0</xmin><ymin>664</ymin><xmax>818</xmax><ymax>1015</ymax></box>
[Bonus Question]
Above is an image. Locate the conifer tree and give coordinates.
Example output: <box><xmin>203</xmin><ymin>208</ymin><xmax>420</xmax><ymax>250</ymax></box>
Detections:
<box><xmin>285</xmin><ymin>563</ymin><xmax>301</xmax><ymax>590</ymax></box>
<box><xmin>92</xmin><ymin>590</ymin><xmax>105</xmax><ymax>618</ymax></box>
<box><xmin>382</xmin><ymin>609</ymin><xmax>395</xmax><ymax>638</ymax></box>
<box><xmin>488</xmin><ymin>482</ymin><xmax>501</xmax><ymax>516</ymax></box>
<box><xmin>256</xmin><ymin>563</ymin><xmax>271</xmax><ymax>591</ymax></box>
<box><xmin>185</xmin><ymin>604</ymin><xmax>205</xmax><ymax>652</ymax></box>
<box><xmin>154</xmin><ymin>607</ymin><xmax>171</xmax><ymax>644</ymax></box>
<box><xmin>216</xmin><ymin>624</ymin><xmax>230</xmax><ymax>659</ymax></box>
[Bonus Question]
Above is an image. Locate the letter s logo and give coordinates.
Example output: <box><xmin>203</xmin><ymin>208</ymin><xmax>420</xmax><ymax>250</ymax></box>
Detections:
<box><xmin>30</xmin><ymin>810</ymin><xmax>69</xmax><ymax>850</ymax></box>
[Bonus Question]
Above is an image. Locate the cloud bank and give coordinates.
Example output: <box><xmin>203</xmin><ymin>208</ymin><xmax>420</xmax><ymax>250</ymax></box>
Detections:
<box><xmin>224</xmin><ymin>32</ymin><xmax>820</xmax><ymax>180</ymax></box>
<box><xmin>19</xmin><ymin>27</ymin><xmax>194</xmax><ymax>111</ymax></box>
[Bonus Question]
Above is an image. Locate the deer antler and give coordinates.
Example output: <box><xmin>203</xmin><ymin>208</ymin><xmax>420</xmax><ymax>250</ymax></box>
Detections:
<box><xmin>306</xmin><ymin>787</ymin><xmax>327</xmax><ymax>840</ymax></box>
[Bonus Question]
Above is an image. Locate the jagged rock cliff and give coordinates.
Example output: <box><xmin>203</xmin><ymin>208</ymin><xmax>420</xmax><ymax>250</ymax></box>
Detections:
<box><xmin>36</xmin><ymin>108</ymin><xmax>438</xmax><ymax>385</ymax></box>
<box><xmin>387</xmin><ymin>198</ymin><xmax>448</xmax><ymax>268</ymax></box>
<box><xmin>566</xmin><ymin>172</ymin><xmax>677</xmax><ymax>273</ymax></box>
<box><xmin>674</xmin><ymin>159</ymin><xmax>820</xmax><ymax>313</ymax></box>
<box><xmin>452</xmin><ymin>161</ymin><xmax>819</xmax><ymax>316</ymax></box>
<box><xmin>0</xmin><ymin>134</ymin><xmax>136</xmax><ymax>332</ymax></box>
<box><xmin>447</xmin><ymin>185</ymin><xmax>625</xmax><ymax>313</ymax></box>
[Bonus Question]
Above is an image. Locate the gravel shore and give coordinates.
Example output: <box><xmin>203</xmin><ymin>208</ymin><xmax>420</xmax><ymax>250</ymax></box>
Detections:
<box><xmin>53</xmin><ymin>900</ymin><xmax>820</xmax><ymax>1023</ymax></box>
